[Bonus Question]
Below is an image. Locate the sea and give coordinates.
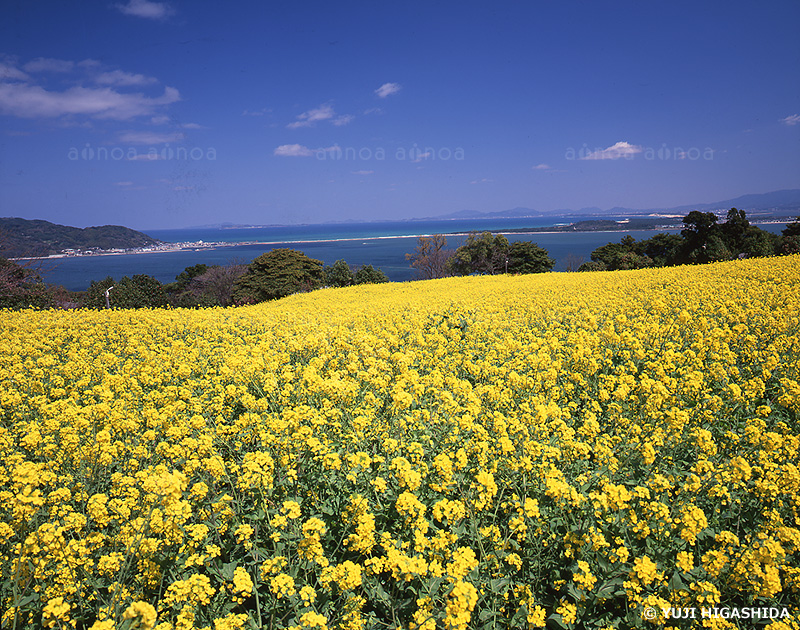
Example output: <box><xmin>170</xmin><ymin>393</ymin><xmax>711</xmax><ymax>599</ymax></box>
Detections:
<box><xmin>35</xmin><ymin>217</ymin><xmax>788</xmax><ymax>291</ymax></box>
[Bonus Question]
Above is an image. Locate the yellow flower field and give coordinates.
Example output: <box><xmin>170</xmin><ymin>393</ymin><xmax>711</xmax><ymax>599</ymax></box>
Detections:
<box><xmin>1</xmin><ymin>256</ymin><xmax>799</xmax><ymax>630</ymax></box>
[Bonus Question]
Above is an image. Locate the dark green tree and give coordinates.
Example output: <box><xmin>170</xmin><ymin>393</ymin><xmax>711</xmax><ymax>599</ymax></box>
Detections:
<box><xmin>590</xmin><ymin>235</ymin><xmax>651</xmax><ymax>270</ymax></box>
<box><xmin>506</xmin><ymin>241</ymin><xmax>555</xmax><ymax>274</ymax></box>
<box><xmin>448</xmin><ymin>232</ymin><xmax>510</xmax><ymax>275</ymax></box>
<box><xmin>782</xmin><ymin>216</ymin><xmax>800</xmax><ymax>237</ymax></box>
<box><xmin>738</xmin><ymin>226</ymin><xmax>777</xmax><ymax>259</ymax></box>
<box><xmin>640</xmin><ymin>232</ymin><xmax>683</xmax><ymax>267</ymax></box>
<box><xmin>721</xmin><ymin>208</ymin><xmax>750</xmax><ymax>253</ymax></box>
<box><xmin>82</xmin><ymin>274</ymin><xmax>167</xmax><ymax>309</ymax></box>
<box><xmin>578</xmin><ymin>261</ymin><xmax>607</xmax><ymax>272</ymax></box>
<box><xmin>83</xmin><ymin>276</ymin><xmax>116</xmax><ymax>308</ymax></box>
<box><xmin>702</xmin><ymin>235</ymin><xmax>732</xmax><ymax>263</ymax></box>
<box><xmin>324</xmin><ymin>259</ymin><xmax>355</xmax><ymax>287</ymax></box>
<box><xmin>233</xmin><ymin>249</ymin><xmax>323</xmax><ymax>303</ymax></box>
<box><xmin>681</xmin><ymin>211</ymin><xmax>720</xmax><ymax>263</ymax></box>
<box><xmin>353</xmin><ymin>264</ymin><xmax>389</xmax><ymax>284</ymax></box>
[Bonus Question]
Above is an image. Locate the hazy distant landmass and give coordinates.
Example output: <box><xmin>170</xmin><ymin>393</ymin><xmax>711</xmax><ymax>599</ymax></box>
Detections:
<box><xmin>0</xmin><ymin>217</ymin><xmax>163</xmax><ymax>258</ymax></box>
<box><xmin>188</xmin><ymin>189</ymin><xmax>800</xmax><ymax>230</ymax></box>
<box><xmin>427</xmin><ymin>188</ymin><xmax>800</xmax><ymax>221</ymax></box>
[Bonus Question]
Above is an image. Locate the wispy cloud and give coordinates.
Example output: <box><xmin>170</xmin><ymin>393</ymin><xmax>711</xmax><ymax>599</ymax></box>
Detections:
<box><xmin>274</xmin><ymin>144</ymin><xmax>315</xmax><ymax>157</ymax></box>
<box><xmin>580</xmin><ymin>141</ymin><xmax>642</xmax><ymax>160</ymax></box>
<box><xmin>114</xmin><ymin>0</ymin><xmax>174</xmax><ymax>20</ymax></box>
<box><xmin>288</xmin><ymin>103</ymin><xmax>337</xmax><ymax>129</ymax></box>
<box><xmin>114</xmin><ymin>181</ymin><xmax>134</xmax><ymax>186</ymax></box>
<box><xmin>332</xmin><ymin>114</ymin><xmax>354</xmax><ymax>126</ymax></box>
<box><xmin>95</xmin><ymin>70</ymin><xmax>158</xmax><ymax>87</ymax></box>
<box><xmin>375</xmin><ymin>82</ymin><xmax>401</xmax><ymax>98</ymax></box>
<box><xmin>23</xmin><ymin>58</ymin><xmax>75</xmax><ymax>73</ymax></box>
<box><xmin>532</xmin><ymin>163</ymin><xmax>551</xmax><ymax>170</ymax></box>
<box><xmin>242</xmin><ymin>107</ymin><xmax>271</xmax><ymax>116</ymax></box>
<box><xmin>781</xmin><ymin>114</ymin><xmax>800</xmax><ymax>126</ymax></box>
<box><xmin>0</xmin><ymin>82</ymin><xmax>180</xmax><ymax>119</ymax></box>
<box><xmin>470</xmin><ymin>178</ymin><xmax>494</xmax><ymax>184</ymax></box>
<box><xmin>127</xmin><ymin>153</ymin><xmax>165</xmax><ymax>161</ymax></box>
<box><xmin>0</xmin><ymin>61</ymin><xmax>30</xmax><ymax>82</ymax></box>
<box><xmin>119</xmin><ymin>130</ymin><xmax>184</xmax><ymax>144</ymax></box>
<box><xmin>0</xmin><ymin>57</ymin><xmax>181</xmax><ymax>120</ymax></box>
<box><xmin>352</xmin><ymin>170</ymin><xmax>374</xmax><ymax>175</ymax></box>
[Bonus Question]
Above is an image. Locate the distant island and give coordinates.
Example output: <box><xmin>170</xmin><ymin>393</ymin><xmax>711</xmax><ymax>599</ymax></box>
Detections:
<box><xmin>0</xmin><ymin>217</ymin><xmax>164</xmax><ymax>258</ymax></box>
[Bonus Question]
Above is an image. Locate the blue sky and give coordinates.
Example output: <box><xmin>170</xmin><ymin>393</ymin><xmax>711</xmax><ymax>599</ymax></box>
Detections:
<box><xmin>1</xmin><ymin>0</ymin><xmax>798</xmax><ymax>230</ymax></box>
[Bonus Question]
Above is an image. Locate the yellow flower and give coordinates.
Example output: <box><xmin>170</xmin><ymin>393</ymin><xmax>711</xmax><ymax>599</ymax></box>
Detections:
<box><xmin>122</xmin><ymin>601</ymin><xmax>158</xmax><ymax>630</ymax></box>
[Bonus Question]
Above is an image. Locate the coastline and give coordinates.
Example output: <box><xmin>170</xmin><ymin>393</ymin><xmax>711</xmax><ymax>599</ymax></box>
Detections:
<box><xmin>17</xmin><ymin>227</ymin><xmax>686</xmax><ymax>262</ymax></box>
<box><xmin>15</xmin><ymin>219</ymin><xmax>784</xmax><ymax>262</ymax></box>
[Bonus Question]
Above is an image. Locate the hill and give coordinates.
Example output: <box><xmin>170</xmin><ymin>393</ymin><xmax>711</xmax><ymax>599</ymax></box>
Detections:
<box><xmin>0</xmin><ymin>217</ymin><xmax>162</xmax><ymax>258</ymax></box>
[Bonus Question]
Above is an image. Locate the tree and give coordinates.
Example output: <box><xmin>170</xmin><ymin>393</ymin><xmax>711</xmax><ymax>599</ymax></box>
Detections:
<box><xmin>233</xmin><ymin>249</ymin><xmax>323</xmax><ymax>303</ymax></box>
<box><xmin>640</xmin><ymin>233</ymin><xmax>683</xmax><ymax>267</ymax></box>
<box><xmin>782</xmin><ymin>216</ymin><xmax>800</xmax><ymax>238</ymax></box>
<box><xmin>0</xmin><ymin>256</ymin><xmax>54</xmax><ymax>309</ymax></box>
<box><xmin>590</xmin><ymin>235</ymin><xmax>651</xmax><ymax>270</ymax></box>
<box><xmin>721</xmin><ymin>208</ymin><xmax>750</xmax><ymax>253</ymax></box>
<box><xmin>563</xmin><ymin>252</ymin><xmax>584</xmax><ymax>272</ymax></box>
<box><xmin>406</xmin><ymin>234</ymin><xmax>453</xmax><ymax>279</ymax></box>
<box><xmin>737</xmin><ymin>226</ymin><xmax>777</xmax><ymax>259</ymax></box>
<box><xmin>578</xmin><ymin>261</ymin><xmax>607</xmax><ymax>272</ymax></box>
<box><xmin>82</xmin><ymin>274</ymin><xmax>168</xmax><ymax>309</ymax></box>
<box><xmin>187</xmin><ymin>264</ymin><xmax>247</xmax><ymax>307</ymax></box>
<box><xmin>681</xmin><ymin>211</ymin><xmax>720</xmax><ymax>263</ymax></box>
<box><xmin>506</xmin><ymin>241</ymin><xmax>555</xmax><ymax>274</ymax></box>
<box><xmin>354</xmin><ymin>264</ymin><xmax>389</xmax><ymax>284</ymax></box>
<box><xmin>166</xmin><ymin>264</ymin><xmax>209</xmax><ymax>295</ymax></box>
<box><xmin>448</xmin><ymin>231</ymin><xmax>510</xmax><ymax>276</ymax></box>
<box><xmin>83</xmin><ymin>276</ymin><xmax>116</xmax><ymax>309</ymax></box>
<box><xmin>324</xmin><ymin>259</ymin><xmax>355</xmax><ymax>287</ymax></box>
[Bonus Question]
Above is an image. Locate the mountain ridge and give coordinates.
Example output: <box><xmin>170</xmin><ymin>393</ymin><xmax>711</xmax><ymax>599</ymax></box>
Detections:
<box><xmin>424</xmin><ymin>189</ymin><xmax>800</xmax><ymax>221</ymax></box>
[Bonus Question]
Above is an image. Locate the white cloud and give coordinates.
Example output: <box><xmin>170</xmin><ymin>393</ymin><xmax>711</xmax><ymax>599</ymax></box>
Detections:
<box><xmin>274</xmin><ymin>144</ymin><xmax>315</xmax><ymax>157</ymax></box>
<box><xmin>532</xmin><ymin>163</ymin><xmax>551</xmax><ymax>170</ymax></box>
<box><xmin>375</xmin><ymin>82</ymin><xmax>401</xmax><ymax>98</ymax></box>
<box><xmin>180</xmin><ymin>122</ymin><xmax>205</xmax><ymax>129</ymax></box>
<box><xmin>114</xmin><ymin>181</ymin><xmax>134</xmax><ymax>186</ymax></box>
<box><xmin>470</xmin><ymin>178</ymin><xmax>494</xmax><ymax>184</ymax></box>
<box><xmin>119</xmin><ymin>130</ymin><xmax>184</xmax><ymax>144</ymax></box>
<box><xmin>151</xmin><ymin>115</ymin><xmax>170</xmax><ymax>124</ymax></box>
<box><xmin>242</xmin><ymin>107</ymin><xmax>270</xmax><ymax>116</ymax></box>
<box><xmin>0</xmin><ymin>62</ymin><xmax>30</xmax><ymax>82</ymax></box>
<box><xmin>95</xmin><ymin>70</ymin><xmax>158</xmax><ymax>87</ymax></box>
<box><xmin>781</xmin><ymin>114</ymin><xmax>800</xmax><ymax>126</ymax></box>
<box><xmin>115</xmin><ymin>0</ymin><xmax>174</xmax><ymax>19</ymax></box>
<box><xmin>128</xmin><ymin>153</ymin><xmax>165</xmax><ymax>161</ymax></box>
<box><xmin>332</xmin><ymin>114</ymin><xmax>354</xmax><ymax>126</ymax></box>
<box><xmin>411</xmin><ymin>151</ymin><xmax>431</xmax><ymax>163</ymax></box>
<box><xmin>580</xmin><ymin>141</ymin><xmax>642</xmax><ymax>160</ymax></box>
<box><xmin>23</xmin><ymin>58</ymin><xmax>75</xmax><ymax>73</ymax></box>
<box><xmin>0</xmin><ymin>82</ymin><xmax>180</xmax><ymax>120</ymax></box>
<box><xmin>352</xmin><ymin>170</ymin><xmax>374</xmax><ymax>175</ymax></box>
<box><xmin>288</xmin><ymin>103</ymin><xmax>336</xmax><ymax>129</ymax></box>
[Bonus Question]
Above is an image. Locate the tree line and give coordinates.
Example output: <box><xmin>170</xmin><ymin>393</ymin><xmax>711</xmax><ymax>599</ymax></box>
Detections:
<box><xmin>581</xmin><ymin>209</ymin><xmax>800</xmax><ymax>271</ymax></box>
<box><xmin>0</xmin><ymin>247</ymin><xmax>390</xmax><ymax>310</ymax></box>
<box><xmin>405</xmin><ymin>232</ymin><xmax>555</xmax><ymax>279</ymax></box>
